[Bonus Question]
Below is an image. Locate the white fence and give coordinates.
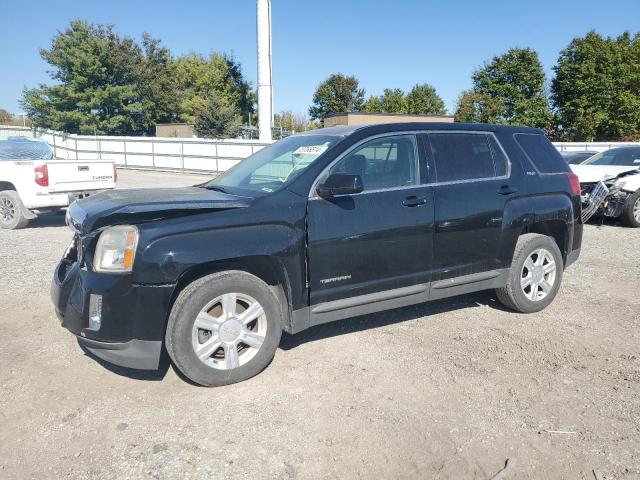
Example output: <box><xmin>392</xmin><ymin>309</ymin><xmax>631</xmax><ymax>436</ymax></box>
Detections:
<box><xmin>0</xmin><ymin>125</ymin><xmax>271</xmax><ymax>174</ymax></box>
<box><xmin>2</xmin><ymin>125</ymin><xmax>638</xmax><ymax>173</ymax></box>
<box><xmin>553</xmin><ymin>141</ymin><xmax>636</xmax><ymax>153</ymax></box>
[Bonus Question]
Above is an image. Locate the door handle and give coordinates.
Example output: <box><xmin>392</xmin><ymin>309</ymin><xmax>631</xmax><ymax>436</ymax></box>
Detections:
<box><xmin>402</xmin><ymin>195</ymin><xmax>427</xmax><ymax>207</ymax></box>
<box><xmin>498</xmin><ymin>185</ymin><xmax>517</xmax><ymax>195</ymax></box>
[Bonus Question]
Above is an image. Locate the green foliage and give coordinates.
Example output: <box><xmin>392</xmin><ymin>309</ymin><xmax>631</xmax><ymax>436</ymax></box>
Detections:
<box><xmin>551</xmin><ymin>31</ymin><xmax>640</xmax><ymax>141</ymax></box>
<box><xmin>22</xmin><ymin>21</ymin><xmax>147</xmax><ymax>134</ymax></box>
<box><xmin>309</xmin><ymin>73</ymin><xmax>365</xmax><ymax>122</ymax></box>
<box><xmin>364</xmin><ymin>84</ymin><xmax>446</xmax><ymax>115</ymax></box>
<box><xmin>454</xmin><ymin>90</ymin><xmax>503</xmax><ymax>123</ymax></box>
<box><xmin>193</xmin><ymin>95</ymin><xmax>242</xmax><ymax>139</ymax></box>
<box><xmin>21</xmin><ymin>20</ymin><xmax>254</xmax><ymax>137</ymax></box>
<box><xmin>404</xmin><ymin>84</ymin><xmax>446</xmax><ymax>115</ymax></box>
<box><xmin>175</xmin><ymin>52</ymin><xmax>254</xmax><ymax>126</ymax></box>
<box><xmin>457</xmin><ymin>48</ymin><xmax>550</xmax><ymax>128</ymax></box>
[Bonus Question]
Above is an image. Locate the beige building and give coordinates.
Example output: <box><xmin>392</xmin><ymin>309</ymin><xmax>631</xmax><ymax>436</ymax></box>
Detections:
<box><xmin>323</xmin><ymin>112</ymin><xmax>454</xmax><ymax>128</ymax></box>
<box><xmin>155</xmin><ymin>123</ymin><xmax>195</xmax><ymax>138</ymax></box>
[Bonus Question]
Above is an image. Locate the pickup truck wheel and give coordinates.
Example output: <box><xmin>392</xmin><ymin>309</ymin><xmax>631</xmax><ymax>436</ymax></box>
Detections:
<box><xmin>495</xmin><ymin>234</ymin><xmax>563</xmax><ymax>313</ymax></box>
<box><xmin>166</xmin><ymin>270</ymin><xmax>283</xmax><ymax>387</ymax></box>
<box><xmin>0</xmin><ymin>191</ymin><xmax>29</xmax><ymax>230</ymax></box>
<box><xmin>620</xmin><ymin>190</ymin><xmax>640</xmax><ymax>228</ymax></box>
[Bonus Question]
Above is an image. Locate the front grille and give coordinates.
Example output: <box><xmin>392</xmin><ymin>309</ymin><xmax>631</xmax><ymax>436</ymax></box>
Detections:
<box><xmin>580</xmin><ymin>182</ymin><xmax>597</xmax><ymax>195</ymax></box>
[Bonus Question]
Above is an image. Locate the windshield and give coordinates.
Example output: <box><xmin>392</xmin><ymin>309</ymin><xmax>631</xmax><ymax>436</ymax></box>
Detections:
<box><xmin>205</xmin><ymin>134</ymin><xmax>341</xmax><ymax>195</ymax></box>
<box><xmin>582</xmin><ymin>148</ymin><xmax>640</xmax><ymax>166</ymax></box>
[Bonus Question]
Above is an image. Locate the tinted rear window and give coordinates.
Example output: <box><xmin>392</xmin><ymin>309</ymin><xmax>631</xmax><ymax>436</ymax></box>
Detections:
<box><xmin>427</xmin><ymin>133</ymin><xmax>506</xmax><ymax>182</ymax></box>
<box><xmin>514</xmin><ymin>133</ymin><xmax>565</xmax><ymax>173</ymax></box>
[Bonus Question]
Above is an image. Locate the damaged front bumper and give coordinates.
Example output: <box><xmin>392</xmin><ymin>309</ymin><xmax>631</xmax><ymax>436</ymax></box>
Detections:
<box><xmin>581</xmin><ymin>181</ymin><xmax>630</xmax><ymax>223</ymax></box>
<box><xmin>51</xmin><ymin>235</ymin><xmax>175</xmax><ymax>370</ymax></box>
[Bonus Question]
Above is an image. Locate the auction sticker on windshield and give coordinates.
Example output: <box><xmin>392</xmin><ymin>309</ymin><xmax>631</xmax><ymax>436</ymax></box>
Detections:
<box><xmin>293</xmin><ymin>145</ymin><xmax>328</xmax><ymax>155</ymax></box>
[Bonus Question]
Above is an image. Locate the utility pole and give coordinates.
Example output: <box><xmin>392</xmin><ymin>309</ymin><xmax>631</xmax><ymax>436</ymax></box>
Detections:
<box><xmin>257</xmin><ymin>0</ymin><xmax>273</xmax><ymax>142</ymax></box>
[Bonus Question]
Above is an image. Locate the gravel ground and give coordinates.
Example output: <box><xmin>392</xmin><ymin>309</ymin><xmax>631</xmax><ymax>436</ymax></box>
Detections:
<box><xmin>0</xmin><ymin>169</ymin><xmax>638</xmax><ymax>479</ymax></box>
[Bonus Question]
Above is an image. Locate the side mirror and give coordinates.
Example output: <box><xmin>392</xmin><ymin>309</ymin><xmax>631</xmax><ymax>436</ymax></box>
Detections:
<box><xmin>316</xmin><ymin>173</ymin><xmax>364</xmax><ymax>198</ymax></box>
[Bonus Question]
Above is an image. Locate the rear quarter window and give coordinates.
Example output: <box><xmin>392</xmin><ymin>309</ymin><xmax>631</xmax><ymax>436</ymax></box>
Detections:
<box><xmin>514</xmin><ymin>133</ymin><xmax>565</xmax><ymax>174</ymax></box>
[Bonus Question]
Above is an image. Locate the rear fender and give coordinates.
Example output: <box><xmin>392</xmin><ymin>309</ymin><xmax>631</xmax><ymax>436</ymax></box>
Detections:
<box><xmin>500</xmin><ymin>194</ymin><xmax>574</xmax><ymax>267</ymax></box>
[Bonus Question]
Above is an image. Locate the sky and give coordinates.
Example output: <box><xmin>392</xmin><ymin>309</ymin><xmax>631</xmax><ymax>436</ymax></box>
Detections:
<box><xmin>0</xmin><ymin>0</ymin><xmax>638</xmax><ymax>117</ymax></box>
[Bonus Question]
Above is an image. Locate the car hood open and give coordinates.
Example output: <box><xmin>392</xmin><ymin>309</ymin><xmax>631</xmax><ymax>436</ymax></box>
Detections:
<box><xmin>67</xmin><ymin>187</ymin><xmax>252</xmax><ymax>234</ymax></box>
<box><xmin>571</xmin><ymin>164</ymin><xmax>640</xmax><ymax>183</ymax></box>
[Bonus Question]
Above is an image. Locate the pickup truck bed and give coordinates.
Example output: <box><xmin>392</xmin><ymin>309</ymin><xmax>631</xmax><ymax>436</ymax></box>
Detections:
<box><xmin>1</xmin><ymin>137</ymin><xmax>116</xmax><ymax>229</ymax></box>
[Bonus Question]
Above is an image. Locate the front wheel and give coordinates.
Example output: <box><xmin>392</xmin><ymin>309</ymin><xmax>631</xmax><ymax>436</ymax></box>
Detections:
<box><xmin>166</xmin><ymin>270</ymin><xmax>283</xmax><ymax>387</ymax></box>
<box><xmin>620</xmin><ymin>190</ymin><xmax>640</xmax><ymax>228</ymax></box>
<box><xmin>496</xmin><ymin>234</ymin><xmax>563</xmax><ymax>313</ymax></box>
<box><xmin>0</xmin><ymin>191</ymin><xmax>30</xmax><ymax>230</ymax></box>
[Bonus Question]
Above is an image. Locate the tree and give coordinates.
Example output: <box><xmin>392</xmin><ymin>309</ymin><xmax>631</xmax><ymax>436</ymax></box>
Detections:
<box><xmin>274</xmin><ymin>110</ymin><xmax>316</xmax><ymax>133</ymax></box>
<box><xmin>464</xmin><ymin>47</ymin><xmax>550</xmax><ymax>128</ymax></box>
<box><xmin>454</xmin><ymin>90</ymin><xmax>503</xmax><ymax>123</ymax></box>
<box><xmin>21</xmin><ymin>20</ymin><xmax>147</xmax><ymax>135</ymax></box>
<box><xmin>363</xmin><ymin>84</ymin><xmax>446</xmax><ymax>115</ymax></box>
<box><xmin>20</xmin><ymin>20</ymin><xmax>254</xmax><ymax>137</ymax></box>
<box><xmin>133</xmin><ymin>34</ymin><xmax>182</xmax><ymax>134</ymax></box>
<box><xmin>379</xmin><ymin>88</ymin><xmax>405</xmax><ymax>113</ymax></box>
<box><xmin>404</xmin><ymin>84</ymin><xmax>446</xmax><ymax>115</ymax></box>
<box><xmin>551</xmin><ymin>31</ymin><xmax>640</xmax><ymax>141</ymax></box>
<box><xmin>0</xmin><ymin>108</ymin><xmax>13</xmax><ymax>123</ymax></box>
<box><xmin>193</xmin><ymin>95</ymin><xmax>241</xmax><ymax>139</ymax></box>
<box><xmin>363</xmin><ymin>95</ymin><xmax>382</xmax><ymax>113</ymax></box>
<box><xmin>175</xmin><ymin>52</ymin><xmax>254</xmax><ymax>125</ymax></box>
<box><xmin>309</xmin><ymin>73</ymin><xmax>365</xmax><ymax>122</ymax></box>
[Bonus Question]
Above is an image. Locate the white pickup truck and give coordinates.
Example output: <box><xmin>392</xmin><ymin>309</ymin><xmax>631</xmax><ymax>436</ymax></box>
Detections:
<box><xmin>0</xmin><ymin>137</ymin><xmax>116</xmax><ymax>229</ymax></box>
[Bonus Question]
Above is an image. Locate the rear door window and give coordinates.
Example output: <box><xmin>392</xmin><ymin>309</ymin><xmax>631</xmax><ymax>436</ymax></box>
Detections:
<box><xmin>427</xmin><ymin>133</ymin><xmax>505</xmax><ymax>182</ymax></box>
<box><xmin>514</xmin><ymin>133</ymin><xmax>564</xmax><ymax>173</ymax></box>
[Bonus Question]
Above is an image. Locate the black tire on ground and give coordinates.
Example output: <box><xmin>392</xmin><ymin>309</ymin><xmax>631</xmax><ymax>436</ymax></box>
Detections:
<box><xmin>166</xmin><ymin>270</ymin><xmax>283</xmax><ymax>387</ymax></box>
<box><xmin>495</xmin><ymin>233</ymin><xmax>564</xmax><ymax>313</ymax></box>
<box><xmin>0</xmin><ymin>190</ymin><xmax>30</xmax><ymax>230</ymax></box>
<box><xmin>620</xmin><ymin>190</ymin><xmax>640</xmax><ymax>228</ymax></box>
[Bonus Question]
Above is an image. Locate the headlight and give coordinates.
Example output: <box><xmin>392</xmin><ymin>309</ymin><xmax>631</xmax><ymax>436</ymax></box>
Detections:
<box><xmin>94</xmin><ymin>225</ymin><xmax>139</xmax><ymax>273</ymax></box>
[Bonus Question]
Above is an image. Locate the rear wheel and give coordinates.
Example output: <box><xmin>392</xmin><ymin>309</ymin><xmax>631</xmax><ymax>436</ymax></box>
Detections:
<box><xmin>0</xmin><ymin>191</ymin><xmax>29</xmax><ymax>230</ymax></box>
<box><xmin>496</xmin><ymin>234</ymin><xmax>563</xmax><ymax>313</ymax></box>
<box><xmin>166</xmin><ymin>270</ymin><xmax>283</xmax><ymax>386</ymax></box>
<box><xmin>620</xmin><ymin>190</ymin><xmax>640</xmax><ymax>228</ymax></box>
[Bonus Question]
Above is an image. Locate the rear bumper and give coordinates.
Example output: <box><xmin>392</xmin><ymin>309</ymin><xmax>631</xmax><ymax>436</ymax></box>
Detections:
<box><xmin>51</xmin><ymin>249</ymin><xmax>175</xmax><ymax>371</ymax></box>
<box><xmin>24</xmin><ymin>189</ymin><xmax>112</xmax><ymax>210</ymax></box>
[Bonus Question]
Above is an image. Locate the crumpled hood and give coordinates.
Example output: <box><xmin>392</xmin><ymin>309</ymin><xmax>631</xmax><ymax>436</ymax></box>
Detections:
<box><xmin>67</xmin><ymin>187</ymin><xmax>251</xmax><ymax>234</ymax></box>
<box><xmin>571</xmin><ymin>164</ymin><xmax>640</xmax><ymax>183</ymax></box>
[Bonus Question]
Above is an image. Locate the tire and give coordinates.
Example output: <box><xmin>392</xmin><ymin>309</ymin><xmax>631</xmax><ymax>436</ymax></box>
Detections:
<box><xmin>620</xmin><ymin>190</ymin><xmax>640</xmax><ymax>228</ymax></box>
<box><xmin>495</xmin><ymin>233</ymin><xmax>563</xmax><ymax>313</ymax></box>
<box><xmin>0</xmin><ymin>190</ymin><xmax>30</xmax><ymax>230</ymax></box>
<box><xmin>166</xmin><ymin>270</ymin><xmax>283</xmax><ymax>387</ymax></box>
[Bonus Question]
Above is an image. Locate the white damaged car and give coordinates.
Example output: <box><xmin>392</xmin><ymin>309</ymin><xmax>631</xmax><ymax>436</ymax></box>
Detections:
<box><xmin>571</xmin><ymin>146</ymin><xmax>640</xmax><ymax>227</ymax></box>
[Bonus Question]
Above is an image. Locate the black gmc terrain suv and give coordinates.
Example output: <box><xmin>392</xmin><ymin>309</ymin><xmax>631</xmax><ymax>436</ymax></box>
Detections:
<box><xmin>52</xmin><ymin>123</ymin><xmax>582</xmax><ymax>386</ymax></box>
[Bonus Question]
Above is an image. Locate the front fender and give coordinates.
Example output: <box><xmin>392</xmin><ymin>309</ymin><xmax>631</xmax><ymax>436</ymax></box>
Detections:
<box><xmin>136</xmin><ymin>222</ymin><xmax>303</xmax><ymax>284</ymax></box>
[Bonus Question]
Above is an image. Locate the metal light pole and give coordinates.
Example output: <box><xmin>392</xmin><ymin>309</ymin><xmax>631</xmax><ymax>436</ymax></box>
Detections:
<box><xmin>257</xmin><ymin>0</ymin><xmax>273</xmax><ymax>142</ymax></box>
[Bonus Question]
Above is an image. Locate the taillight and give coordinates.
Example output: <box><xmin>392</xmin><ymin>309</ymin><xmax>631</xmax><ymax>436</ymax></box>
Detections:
<box><xmin>35</xmin><ymin>164</ymin><xmax>49</xmax><ymax>187</ymax></box>
<box><xmin>113</xmin><ymin>164</ymin><xmax>118</xmax><ymax>183</ymax></box>
<box><xmin>566</xmin><ymin>172</ymin><xmax>581</xmax><ymax>196</ymax></box>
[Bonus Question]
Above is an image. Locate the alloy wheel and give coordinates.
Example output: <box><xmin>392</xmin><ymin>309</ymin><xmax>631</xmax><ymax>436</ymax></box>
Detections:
<box><xmin>634</xmin><ymin>197</ymin><xmax>640</xmax><ymax>223</ymax></box>
<box><xmin>0</xmin><ymin>197</ymin><xmax>16</xmax><ymax>224</ymax></box>
<box><xmin>191</xmin><ymin>293</ymin><xmax>267</xmax><ymax>370</ymax></box>
<box><xmin>520</xmin><ymin>248</ymin><xmax>557</xmax><ymax>301</ymax></box>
